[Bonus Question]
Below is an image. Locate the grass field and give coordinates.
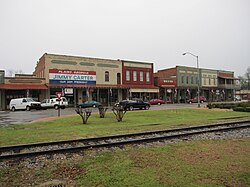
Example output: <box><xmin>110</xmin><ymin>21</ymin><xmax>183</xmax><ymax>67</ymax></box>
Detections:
<box><xmin>0</xmin><ymin>108</ymin><xmax>249</xmax><ymax>146</ymax></box>
<box><xmin>0</xmin><ymin>138</ymin><xmax>249</xmax><ymax>186</ymax></box>
<box><xmin>0</xmin><ymin>108</ymin><xmax>250</xmax><ymax>186</ymax></box>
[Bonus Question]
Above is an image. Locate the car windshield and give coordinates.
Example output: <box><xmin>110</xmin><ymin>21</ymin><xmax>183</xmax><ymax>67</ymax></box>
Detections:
<box><xmin>41</xmin><ymin>99</ymin><xmax>47</xmax><ymax>103</ymax></box>
<box><xmin>26</xmin><ymin>98</ymin><xmax>35</xmax><ymax>102</ymax></box>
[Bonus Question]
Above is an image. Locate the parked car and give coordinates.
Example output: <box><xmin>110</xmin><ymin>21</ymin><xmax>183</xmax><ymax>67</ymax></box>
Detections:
<box><xmin>149</xmin><ymin>99</ymin><xmax>165</xmax><ymax>105</ymax></box>
<box><xmin>117</xmin><ymin>98</ymin><xmax>150</xmax><ymax>111</ymax></box>
<box><xmin>41</xmin><ymin>97</ymin><xmax>68</xmax><ymax>109</ymax></box>
<box><xmin>187</xmin><ymin>96</ymin><xmax>207</xmax><ymax>104</ymax></box>
<box><xmin>9</xmin><ymin>98</ymin><xmax>41</xmax><ymax>111</ymax></box>
<box><xmin>234</xmin><ymin>95</ymin><xmax>241</xmax><ymax>101</ymax></box>
<box><xmin>77</xmin><ymin>101</ymin><xmax>102</xmax><ymax>108</ymax></box>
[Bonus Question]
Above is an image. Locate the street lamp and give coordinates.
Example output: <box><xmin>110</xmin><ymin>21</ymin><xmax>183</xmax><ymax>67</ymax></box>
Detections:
<box><xmin>182</xmin><ymin>52</ymin><xmax>200</xmax><ymax>107</ymax></box>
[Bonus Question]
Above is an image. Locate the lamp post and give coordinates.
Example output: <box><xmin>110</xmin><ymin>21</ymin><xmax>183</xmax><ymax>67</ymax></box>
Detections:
<box><xmin>182</xmin><ymin>52</ymin><xmax>200</xmax><ymax>107</ymax></box>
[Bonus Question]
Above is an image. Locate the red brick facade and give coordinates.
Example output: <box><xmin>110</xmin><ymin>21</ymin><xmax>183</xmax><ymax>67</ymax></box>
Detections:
<box><xmin>154</xmin><ymin>67</ymin><xmax>177</xmax><ymax>88</ymax></box>
<box><xmin>122</xmin><ymin>67</ymin><xmax>154</xmax><ymax>87</ymax></box>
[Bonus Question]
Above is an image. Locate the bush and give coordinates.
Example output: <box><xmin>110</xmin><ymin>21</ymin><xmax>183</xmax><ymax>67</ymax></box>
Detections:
<box><xmin>233</xmin><ymin>107</ymin><xmax>250</xmax><ymax>112</ymax></box>
<box><xmin>207</xmin><ymin>102</ymin><xmax>250</xmax><ymax>112</ymax></box>
<box><xmin>237</xmin><ymin>102</ymin><xmax>250</xmax><ymax>108</ymax></box>
<box><xmin>233</xmin><ymin>107</ymin><xmax>244</xmax><ymax>112</ymax></box>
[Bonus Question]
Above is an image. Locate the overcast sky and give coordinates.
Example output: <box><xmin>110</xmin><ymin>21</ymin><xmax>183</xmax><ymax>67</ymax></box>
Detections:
<box><xmin>1</xmin><ymin>0</ymin><xmax>249</xmax><ymax>76</ymax></box>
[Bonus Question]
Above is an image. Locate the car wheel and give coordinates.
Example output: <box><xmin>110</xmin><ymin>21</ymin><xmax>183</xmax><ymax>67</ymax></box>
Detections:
<box><xmin>157</xmin><ymin>102</ymin><xmax>161</xmax><ymax>105</ymax></box>
<box><xmin>93</xmin><ymin>104</ymin><xmax>96</xmax><ymax>108</ymax></box>
<box><xmin>189</xmin><ymin>101</ymin><xmax>192</xmax><ymax>104</ymax></box>
<box><xmin>11</xmin><ymin>107</ymin><xmax>15</xmax><ymax>112</ymax></box>
<box><xmin>54</xmin><ymin>105</ymin><xmax>59</xmax><ymax>110</ymax></box>
<box><xmin>145</xmin><ymin>105</ymin><xmax>149</xmax><ymax>110</ymax></box>
<box><xmin>200</xmin><ymin>100</ymin><xmax>204</xmax><ymax>103</ymax></box>
<box><xmin>129</xmin><ymin>106</ymin><xmax>134</xmax><ymax>111</ymax></box>
<box><xmin>26</xmin><ymin>106</ymin><xmax>30</xmax><ymax>111</ymax></box>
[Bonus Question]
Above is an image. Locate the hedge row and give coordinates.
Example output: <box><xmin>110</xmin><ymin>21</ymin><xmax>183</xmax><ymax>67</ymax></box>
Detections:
<box><xmin>233</xmin><ymin>107</ymin><xmax>250</xmax><ymax>112</ymax></box>
<box><xmin>207</xmin><ymin>102</ymin><xmax>250</xmax><ymax>112</ymax></box>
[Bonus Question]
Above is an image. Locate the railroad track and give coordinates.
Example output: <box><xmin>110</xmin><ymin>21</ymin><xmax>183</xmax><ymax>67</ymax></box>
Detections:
<box><xmin>1</xmin><ymin>120</ymin><xmax>250</xmax><ymax>161</ymax></box>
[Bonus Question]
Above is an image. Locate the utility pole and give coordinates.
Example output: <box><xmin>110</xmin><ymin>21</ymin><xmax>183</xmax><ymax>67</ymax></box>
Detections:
<box><xmin>248</xmin><ymin>74</ymin><xmax>250</xmax><ymax>91</ymax></box>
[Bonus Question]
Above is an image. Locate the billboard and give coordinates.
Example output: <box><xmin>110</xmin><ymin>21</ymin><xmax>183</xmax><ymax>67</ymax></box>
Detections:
<box><xmin>49</xmin><ymin>69</ymin><xmax>96</xmax><ymax>84</ymax></box>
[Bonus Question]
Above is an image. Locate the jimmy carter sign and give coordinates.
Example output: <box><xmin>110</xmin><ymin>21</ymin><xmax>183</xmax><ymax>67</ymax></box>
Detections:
<box><xmin>49</xmin><ymin>69</ymin><xmax>96</xmax><ymax>84</ymax></box>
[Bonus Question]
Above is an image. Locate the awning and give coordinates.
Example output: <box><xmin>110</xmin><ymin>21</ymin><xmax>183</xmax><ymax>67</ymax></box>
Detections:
<box><xmin>130</xmin><ymin>88</ymin><xmax>159</xmax><ymax>93</ymax></box>
<box><xmin>47</xmin><ymin>83</ymin><xmax>119</xmax><ymax>88</ymax></box>
<box><xmin>218</xmin><ymin>76</ymin><xmax>238</xmax><ymax>80</ymax></box>
<box><xmin>0</xmin><ymin>84</ymin><xmax>48</xmax><ymax>90</ymax></box>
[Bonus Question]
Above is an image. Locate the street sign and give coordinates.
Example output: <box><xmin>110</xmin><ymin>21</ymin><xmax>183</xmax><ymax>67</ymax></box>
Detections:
<box><xmin>56</xmin><ymin>92</ymin><xmax>62</xmax><ymax>99</ymax></box>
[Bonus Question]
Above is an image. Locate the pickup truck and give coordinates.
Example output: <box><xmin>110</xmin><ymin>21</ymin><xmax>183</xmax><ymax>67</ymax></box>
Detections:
<box><xmin>117</xmin><ymin>98</ymin><xmax>150</xmax><ymax>111</ymax></box>
<box><xmin>41</xmin><ymin>97</ymin><xmax>68</xmax><ymax>109</ymax></box>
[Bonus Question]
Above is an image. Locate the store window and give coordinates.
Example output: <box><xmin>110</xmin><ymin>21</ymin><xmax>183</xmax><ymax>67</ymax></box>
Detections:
<box><xmin>133</xmin><ymin>71</ymin><xmax>137</xmax><ymax>81</ymax></box>
<box><xmin>181</xmin><ymin>76</ymin><xmax>184</xmax><ymax>84</ymax></box>
<box><xmin>140</xmin><ymin>71</ymin><xmax>143</xmax><ymax>81</ymax></box>
<box><xmin>105</xmin><ymin>71</ymin><xmax>109</xmax><ymax>82</ymax></box>
<box><xmin>146</xmin><ymin>72</ymin><xmax>150</xmax><ymax>82</ymax></box>
<box><xmin>117</xmin><ymin>73</ymin><xmax>121</xmax><ymax>84</ymax></box>
<box><xmin>203</xmin><ymin>78</ymin><xmax>206</xmax><ymax>85</ymax></box>
<box><xmin>126</xmin><ymin>71</ymin><xmax>130</xmax><ymax>81</ymax></box>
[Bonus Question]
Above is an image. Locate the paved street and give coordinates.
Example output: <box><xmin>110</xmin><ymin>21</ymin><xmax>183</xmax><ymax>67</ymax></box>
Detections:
<box><xmin>0</xmin><ymin>103</ymin><xmax>205</xmax><ymax>126</ymax></box>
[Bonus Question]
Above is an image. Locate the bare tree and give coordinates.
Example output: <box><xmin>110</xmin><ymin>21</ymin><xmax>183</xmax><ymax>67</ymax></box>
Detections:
<box><xmin>238</xmin><ymin>66</ymin><xmax>250</xmax><ymax>90</ymax></box>
<box><xmin>112</xmin><ymin>105</ymin><xmax>127</xmax><ymax>122</ymax></box>
<box><xmin>75</xmin><ymin>107</ymin><xmax>92</xmax><ymax>124</ymax></box>
<box><xmin>6</xmin><ymin>69</ymin><xmax>24</xmax><ymax>77</ymax></box>
<box><xmin>98</xmin><ymin>106</ymin><xmax>108</xmax><ymax>118</ymax></box>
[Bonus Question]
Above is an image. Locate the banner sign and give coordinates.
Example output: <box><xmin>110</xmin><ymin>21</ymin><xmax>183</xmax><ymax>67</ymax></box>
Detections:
<box><xmin>49</xmin><ymin>69</ymin><xmax>96</xmax><ymax>84</ymax></box>
<box><xmin>158</xmin><ymin>78</ymin><xmax>176</xmax><ymax>87</ymax></box>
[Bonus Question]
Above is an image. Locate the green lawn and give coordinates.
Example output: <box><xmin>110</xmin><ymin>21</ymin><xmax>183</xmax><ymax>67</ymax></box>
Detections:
<box><xmin>76</xmin><ymin>139</ymin><xmax>250</xmax><ymax>187</ymax></box>
<box><xmin>0</xmin><ymin>108</ymin><xmax>249</xmax><ymax>146</ymax></box>
<box><xmin>1</xmin><ymin>138</ymin><xmax>249</xmax><ymax>186</ymax></box>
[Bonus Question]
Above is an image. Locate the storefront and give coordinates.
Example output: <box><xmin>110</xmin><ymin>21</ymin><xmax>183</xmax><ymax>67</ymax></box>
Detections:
<box><xmin>33</xmin><ymin>53</ymin><xmax>124</xmax><ymax>106</ymax></box>
<box><xmin>0</xmin><ymin>74</ymin><xmax>47</xmax><ymax>110</ymax></box>
<box><xmin>0</xmin><ymin>53</ymin><xmax>159</xmax><ymax>110</ymax></box>
<box><xmin>129</xmin><ymin>88</ymin><xmax>159</xmax><ymax>101</ymax></box>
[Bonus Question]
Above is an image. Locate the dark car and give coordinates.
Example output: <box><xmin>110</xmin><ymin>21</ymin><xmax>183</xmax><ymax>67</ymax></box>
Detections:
<box><xmin>187</xmin><ymin>96</ymin><xmax>207</xmax><ymax>104</ymax></box>
<box><xmin>118</xmin><ymin>98</ymin><xmax>150</xmax><ymax>111</ymax></box>
<box><xmin>77</xmin><ymin>101</ymin><xmax>102</xmax><ymax>108</ymax></box>
<box><xmin>149</xmin><ymin>99</ymin><xmax>165</xmax><ymax>105</ymax></box>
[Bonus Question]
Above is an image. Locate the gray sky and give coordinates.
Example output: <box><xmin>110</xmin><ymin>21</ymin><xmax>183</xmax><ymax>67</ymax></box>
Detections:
<box><xmin>1</xmin><ymin>0</ymin><xmax>249</xmax><ymax>76</ymax></box>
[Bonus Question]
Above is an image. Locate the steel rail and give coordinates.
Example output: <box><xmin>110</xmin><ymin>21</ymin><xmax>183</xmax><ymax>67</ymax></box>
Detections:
<box><xmin>0</xmin><ymin>121</ymin><xmax>249</xmax><ymax>160</ymax></box>
<box><xmin>1</xmin><ymin>119</ymin><xmax>249</xmax><ymax>153</ymax></box>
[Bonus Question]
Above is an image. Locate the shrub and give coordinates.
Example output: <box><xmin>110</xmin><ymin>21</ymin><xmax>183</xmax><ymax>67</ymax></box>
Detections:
<box><xmin>237</xmin><ymin>102</ymin><xmax>250</xmax><ymax>108</ymax></box>
<box><xmin>233</xmin><ymin>107</ymin><xmax>250</xmax><ymax>112</ymax></box>
<box><xmin>207</xmin><ymin>102</ymin><xmax>250</xmax><ymax>112</ymax></box>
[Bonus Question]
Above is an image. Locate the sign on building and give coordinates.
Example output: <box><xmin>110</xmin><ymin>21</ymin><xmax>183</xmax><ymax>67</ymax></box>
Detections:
<box><xmin>64</xmin><ymin>88</ymin><xmax>73</xmax><ymax>94</ymax></box>
<box><xmin>49</xmin><ymin>69</ymin><xmax>96</xmax><ymax>84</ymax></box>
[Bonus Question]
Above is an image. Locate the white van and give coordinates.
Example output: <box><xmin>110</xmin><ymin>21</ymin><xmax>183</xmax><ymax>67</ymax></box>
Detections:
<box><xmin>41</xmin><ymin>97</ymin><xmax>68</xmax><ymax>109</ymax></box>
<box><xmin>9</xmin><ymin>98</ymin><xmax>41</xmax><ymax>111</ymax></box>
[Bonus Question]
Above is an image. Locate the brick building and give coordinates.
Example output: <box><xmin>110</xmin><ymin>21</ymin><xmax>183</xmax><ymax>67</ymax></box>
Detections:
<box><xmin>121</xmin><ymin>60</ymin><xmax>159</xmax><ymax>100</ymax></box>
<box><xmin>0</xmin><ymin>53</ymin><xmax>158</xmax><ymax>110</ymax></box>
<box><xmin>154</xmin><ymin>66</ymin><xmax>240</xmax><ymax>103</ymax></box>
